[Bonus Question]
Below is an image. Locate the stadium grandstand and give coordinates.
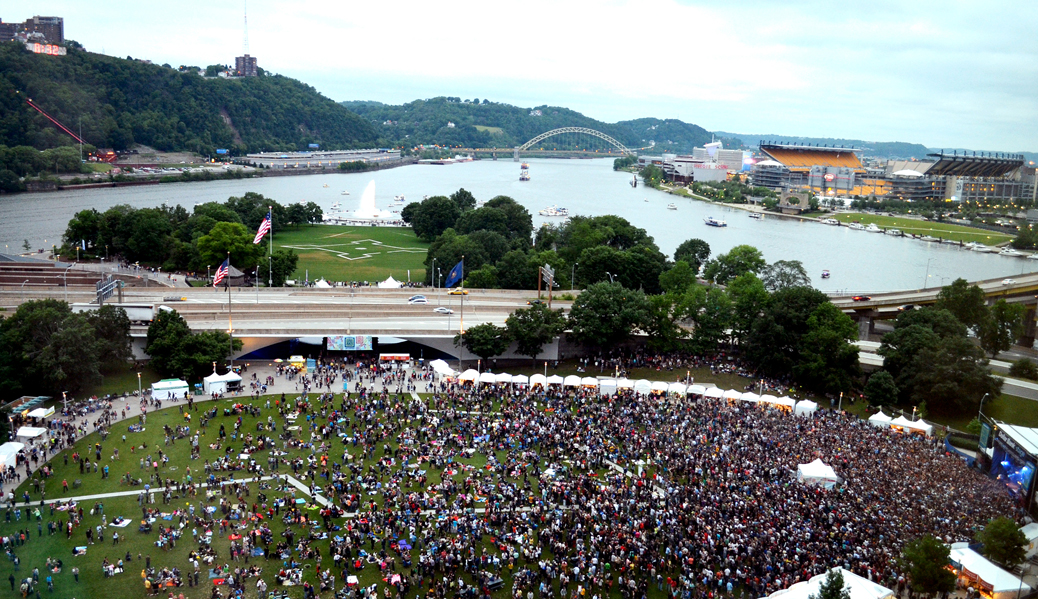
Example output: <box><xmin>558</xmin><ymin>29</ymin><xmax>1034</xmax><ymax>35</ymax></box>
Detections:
<box><xmin>752</xmin><ymin>142</ymin><xmax>888</xmax><ymax>196</ymax></box>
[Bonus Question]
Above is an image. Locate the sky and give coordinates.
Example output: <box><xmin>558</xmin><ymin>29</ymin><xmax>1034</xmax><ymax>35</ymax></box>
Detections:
<box><xmin>14</xmin><ymin>0</ymin><xmax>1038</xmax><ymax>151</ymax></box>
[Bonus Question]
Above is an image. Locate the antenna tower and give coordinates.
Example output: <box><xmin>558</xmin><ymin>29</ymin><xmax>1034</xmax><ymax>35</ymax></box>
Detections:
<box><xmin>242</xmin><ymin>0</ymin><xmax>250</xmax><ymax>55</ymax></box>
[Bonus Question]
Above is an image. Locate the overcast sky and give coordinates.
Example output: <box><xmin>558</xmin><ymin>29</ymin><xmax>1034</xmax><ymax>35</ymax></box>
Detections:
<box><xmin>16</xmin><ymin>0</ymin><xmax>1037</xmax><ymax>151</ymax></box>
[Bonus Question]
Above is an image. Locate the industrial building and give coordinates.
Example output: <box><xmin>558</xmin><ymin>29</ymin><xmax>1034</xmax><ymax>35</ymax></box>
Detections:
<box><xmin>638</xmin><ymin>142</ymin><xmax>748</xmax><ymax>184</ymax></box>
<box><xmin>0</xmin><ymin>15</ymin><xmax>63</xmax><ymax>44</ymax></box>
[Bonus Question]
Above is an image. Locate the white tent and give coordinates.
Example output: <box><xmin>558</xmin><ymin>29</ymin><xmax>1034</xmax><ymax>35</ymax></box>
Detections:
<box><xmin>761</xmin><ymin>395</ymin><xmax>796</xmax><ymax>410</ymax></box>
<box><xmin>377</xmin><ymin>276</ymin><xmax>402</xmax><ymax>289</ymax></box>
<box><xmin>633</xmin><ymin>379</ymin><xmax>652</xmax><ymax>394</ymax></box>
<box><xmin>27</xmin><ymin>407</ymin><xmax>54</xmax><ymax>419</ymax></box>
<box><xmin>797</xmin><ymin>459</ymin><xmax>840</xmax><ymax>489</ymax></box>
<box><xmin>151</xmin><ymin>379</ymin><xmax>189</xmax><ymax>400</ymax></box>
<box><xmin>868</xmin><ymin>411</ymin><xmax>892</xmax><ymax>428</ymax></box>
<box><xmin>740</xmin><ymin>392</ymin><xmax>760</xmax><ymax>404</ymax></box>
<box><xmin>688</xmin><ymin>384</ymin><xmax>707</xmax><ymax>396</ymax></box>
<box><xmin>15</xmin><ymin>427</ymin><xmax>47</xmax><ymax>441</ymax></box>
<box><xmin>949</xmin><ymin>543</ymin><xmax>1031</xmax><ymax>599</ymax></box>
<box><xmin>429</xmin><ymin>359</ymin><xmax>457</xmax><ymax>377</ymax></box>
<box><xmin>563</xmin><ymin>375</ymin><xmax>581</xmax><ymax>387</ymax></box>
<box><xmin>581</xmin><ymin>377</ymin><xmax>599</xmax><ymax>387</ymax></box>
<box><xmin>722</xmin><ymin>389</ymin><xmax>742</xmax><ymax>401</ymax></box>
<box><xmin>477</xmin><ymin>371</ymin><xmax>496</xmax><ymax>384</ymax></box>
<box><xmin>764</xmin><ymin>567</ymin><xmax>893</xmax><ymax>599</ymax></box>
<box><xmin>1023</xmin><ymin>523</ymin><xmax>1038</xmax><ymax>559</ymax></box>
<box><xmin>599</xmin><ymin>379</ymin><xmax>617</xmax><ymax>395</ymax></box>
<box><xmin>494</xmin><ymin>373</ymin><xmax>513</xmax><ymax>384</ymax></box>
<box><xmin>795</xmin><ymin>400</ymin><xmax>818</xmax><ymax>417</ymax></box>
<box><xmin>0</xmin><ymin>442</ymin><xmax>24</xmax><ymax>469</ymax></box>
<box><xmin>203</xmin><ymin>371</ymin><xmax>242</xmax><ymax>395</ymax></box>
<box><xmin>704</xmin><ymin>387</ymin><xmax>724</xmax><ymax>399</ymax></box>
<box><xmin>458</xmin><ymin>369</ymin><xmax>479</xmax><ymax>382</ymax></box>
<box><xmin>616</xmin><ymin>378</ymin><xmax>634</xmax><ymax>389</ymax></box>
<box><xmin>512</xmin><ymin>374</ymin><xmax>529</xmax><ymax>385</ymax></box>
<box><xmin>760</xmin><ymin>394</ymin><xmax>778</xmax><ymax>404</ymax></box>
<box><xmin>668</xmin><ymin>382</ymin><xmax>687</xmax><ymax>395</ymax></box>
<box><xmin>313</xmin><ymin>279</ymin><xmax>332</xmax><ymax>289</ymax></box>
<box><xmin>545</xmin><ymin>374</ymin><xmax>564</xmax><ymax>386</ymax></box>
<box><xmin>890</xmin><ymin>415</ymin><xmax>934</xmax><ymax>436</ymax></box>
<box><xmin>650</xmin><ymin>381</ymin><xmax>669</xmax><ymax>393</ymax></box>
<box><xmin>529</xmin><ymin>374</ymin><xmax>547</xmax><ymax>387</ymax></box>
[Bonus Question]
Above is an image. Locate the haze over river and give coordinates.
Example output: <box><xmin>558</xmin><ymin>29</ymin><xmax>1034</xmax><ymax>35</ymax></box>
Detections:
<box><xmin>1</xmin><ymin>158</ymin><xmax>1033</xmax><ymax>293</ymax></box>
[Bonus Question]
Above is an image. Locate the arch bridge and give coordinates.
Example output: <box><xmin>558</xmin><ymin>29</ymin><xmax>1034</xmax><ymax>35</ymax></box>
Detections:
<box><xmin>514</xmin><ymin>127</ymin><xmax>635</xmax><ymax>161</ymax></box>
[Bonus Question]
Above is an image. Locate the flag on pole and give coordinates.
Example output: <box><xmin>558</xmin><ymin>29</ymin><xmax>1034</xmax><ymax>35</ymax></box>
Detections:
<box><xmin>213</xmin><ymin>259</ymin><xmax>230</xmax><ymax>286</ymax></box>
<box><xmin>444</xmin><ymin>259</ymin><xmax>464</xmax><ymax>288</ymax></box>
<box><xmin>253</xmin><ymin>211</ymin><xmax>272</xmax><ymax>244</ymax></box>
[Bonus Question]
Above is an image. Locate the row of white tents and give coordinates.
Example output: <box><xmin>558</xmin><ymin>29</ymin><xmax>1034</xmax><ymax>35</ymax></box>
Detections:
<box><xmin>867</xmin><ymin>411</ymin><xmax>934</xmax><ymax>436</ymax></box>
<box><xmin>428</xmin><ymin>361</ymin><xmax>817</xmax><ymax>415</ymax></box>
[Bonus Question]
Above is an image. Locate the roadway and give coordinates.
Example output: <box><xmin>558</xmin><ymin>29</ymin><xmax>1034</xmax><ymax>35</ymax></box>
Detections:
<box><xmin>830</xmin><ymin>270</ymin><xmax>1038</xmax><ymax>313</ymax></box>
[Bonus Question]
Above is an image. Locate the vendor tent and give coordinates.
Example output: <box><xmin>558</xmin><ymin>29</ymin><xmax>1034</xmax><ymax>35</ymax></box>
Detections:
<box><xmin>795</xmin><ymin>400</ymin><xmax>818</xmax><ymax>417</ymax></box>
<box><xmin>581</xmin><ymin>377</ymin><xmax>599</xmax><ymax>387</ymax></box>
<box><xmin>546</xmin><ymin>374</ymin><xmax>564</xmax><ymax>386</ymax></box>
<box><xmin>477</xmin><ymin>372</ymin><xmax>496</xmax><ymax>384</ymax></box>
<box><xmin>26</xmin><ymin>407</ymin><xmax>54</xmax><ymax>419</ymax></box>
<box><xmin>867</xmin><ymin>411</ymin><xmax>892</xmax><ymax>428</ymax></box>
<box><xmin>797</xmin><ymin>459</ymin><xmax>840</xmax><ymax>489</ymax></box>
<box><xmin>890</xmin><ymin>415</ymin><xmax>933</xmax><ymax>436</ymax></box>
<box><xmin>688</xmin><ymin>384</ymin><xmax>707</xmax><ymax>396</ymax></box>
<box><xmin>764</xmin><ymin>567</ymin><xmax>893</xmax><ymax>599</ymax></box>
<box><xmin>151</xmin><ymin>379</ymin><xmax>189</xmax><ymax>401</ymax></box>
<box><xmin>1022</xmin><ymin>523</ymin><xmax>1038</xmax><ymax>558</ymax></box>
<box><xmin>633</xmin><ymin>380</ymin><xmax>652</xmax><ymax>394</ymax></box>
<box><xmin>313</xmin><ymin>279</ymin><xmax>332</xmax><ymax>289</ymax></box>
<box><xmin>740</xmin><ymin>392</ymin><xmax>760</xmax><ymax>404</ymax></box>
<box><xmin>563</xmin><ymin>375</ymin><xmax>581</xmax><ymax>387</ymax></box>
<box><xmin>722</xmin><ymin>389</ymin><xmax>742</xmax><ymax>401</ymax></box>
<box><xmin>704</xmin><ymin>387</ymin><xmax>724</xmax><ymax>399</ymax></box>
<box><xmin>668</xmin><ymin>382</ymin><xmax>687</xmax><ymax>395</ymax></box>
<box><xmin>458</xmin><ymin>369</ymin><xmax>479</xmax><ymax>382</ymax></box>
<box><xmin>203</xmin><ymin>371</ymin><xmax>242</xmax><ymax>395</ymax></box>
<box><xmin>0</xmin><ymin>442</ymin><xmax>24</xmax><ymax>469</ymax></box>
<box><xmin>15</xmin><ymin>427</ymin><xmax>47</xmax><ymax>441</ymax></box>
<box><xmin>761</xmin><ymin>395</ymin><xmax>796</xmax><ymax>410</ymax></box>
<box><xmin>429</xmin><ymin>359</ymin><xmax>457</xmax><ymax>377</ymax></box>
<box><xmin>529</xmin><ymin>374</ymin><xmax>546</xmax><ymax>387</ymax></box>
<box><xmin>949</xmin><ymin>543</ymin><xmax>1031</xmax><ymax>599</ymax></box>
<box><xmin>377</xmin><ymin>276</ymin><xmax>403</xmax><ymax>289</ymax></box>
<box><xmin>650</xmin><ymin>381</ymin><xmax>669</xmax><ymax>393</ymax></box>
<box><xmin>599</xmin><ymin>379</ymin><xmax>617</xmax><ymax>395</ymax></box>
<box><xmin>512</xmin><ymin>374</ymin><xmax>529</xmax><ymax>385</ymax></box>
<box><xmin>494</xmin><ymin>373</ymin><xmax>513</xmax><ymax>384</ymax></box>
<box><xmin>616</xmin><ymin>378</ymin><xmax>634</xmax><ymax>389</ymax></box>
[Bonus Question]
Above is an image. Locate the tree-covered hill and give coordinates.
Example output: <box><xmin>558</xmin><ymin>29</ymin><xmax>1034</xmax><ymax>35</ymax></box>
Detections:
<box><xmin>343</xmin><ymin>97</ymin><xmax>715</xmax><ymax>152</ymax></box>
<box><xmin>0</xmin><ymin>41</ymin><xmax>377</xmax><ymax>155</ymax></box>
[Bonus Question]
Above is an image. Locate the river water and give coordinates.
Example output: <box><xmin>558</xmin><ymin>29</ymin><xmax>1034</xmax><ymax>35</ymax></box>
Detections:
<box><xmin>1</xmin><ymin>158</ymin><xmax>1033</xmax><ymax>292</ymax></box>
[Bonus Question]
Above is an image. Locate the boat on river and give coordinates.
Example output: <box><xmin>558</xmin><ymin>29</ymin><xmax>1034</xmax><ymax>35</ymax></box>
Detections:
<box><xmin>821</xmin><ymin>218</ymin><xmax>840</xmax><ymax>225</ymax></box>
<box><xmin>848</xmin><ymin>223</ymin><xmax>865</xmax><ymax>230</ymax></box>
<box><xmin>539</xmin><ymin>205</ymin><xmax>569</xmax><ymax>217</ymax></box>
<box><xmin>886</xmin><ymin>229</ymin><xmax>902</xmax><ymax>236</ymax></box>
<box><xmin>999</xmin><ymin>247</ymin><xmax>1025</xmax><ymax>257</ymax></box>
<box><xmin>821</xmin><ymin>270</ymin><xmax>830</xmax><ymax>279</ymax></box>
<box><xmin>704</xmin><ymin>216</ymin><xmax>727</xmax><ymax>227</ymax></box>
<box><xmin>748</xmin><ymin>212</ymin><xmax>762</xmax><ymax>220</ymax></box>
<box><xmin>865</xmin><ymin>224</ymin><xmax>882</xmax><ymax>233</ymax></box>
<box><xmin>667</xmin><ymin>204</ymin><xmax>677</xmax><ymax>211</ymax></box>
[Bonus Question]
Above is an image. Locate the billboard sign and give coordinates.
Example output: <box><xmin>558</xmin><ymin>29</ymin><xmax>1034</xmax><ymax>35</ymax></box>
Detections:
<box><xmin>308</xmin><ymin>144</ymin><xmax>320</xmax><ymax>149</ymax></box>
<box><xmin>25</xmin><ymin>42</ymin><xmax>66</xmax><ymax>56</ymax></box>
<box><xmin>327</xmin><ymin>335</ymin><xmax>373</xmax><ymax>351</ymax></box>
<box><xmin>216</xmin><ymin>149</ymin><xmax>228</xmax><ymax>155</ymax></box>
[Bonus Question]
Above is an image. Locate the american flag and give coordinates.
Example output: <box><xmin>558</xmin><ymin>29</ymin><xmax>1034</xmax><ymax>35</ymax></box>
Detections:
<box><xmin>253</xmin><ymin>211</ymin><xmax>271</xmax><ymax>244</ymax></box>
<box><xmin>213</xmin><ymin>259</ymin><xmax>230</xmax><ymax>286</ymax></box>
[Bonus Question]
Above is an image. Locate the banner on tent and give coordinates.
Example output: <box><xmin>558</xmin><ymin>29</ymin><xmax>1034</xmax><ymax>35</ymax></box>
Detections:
<box><xmin>327</xmin><ymin>335</ymin><xmax>373</xmax><ymax>351</ymax></box>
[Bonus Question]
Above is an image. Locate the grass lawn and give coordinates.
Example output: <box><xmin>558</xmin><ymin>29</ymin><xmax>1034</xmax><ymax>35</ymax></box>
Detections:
<box><xmin>273</xmin><ymin>225</ymin><xmax>429</xmax><ymax>284</ymax></box>
<box><xmin>832</xmin><ymin>213</ymin><xmax>1014</xmax><ymax>245</ymax></box>
<box><xmin>88</xmin><ymin>364</ymin><xmax>163</xmax><ymax>399</ymax></box>
<box><xmin>473</xmin><ymin>126</ymin><xmax>504</xmax><ymax>135</ymax></box>
<box><xmin>841</xmin><ymin>392</ymin><xmax>1038</xmax><ymax>434</ymax></box>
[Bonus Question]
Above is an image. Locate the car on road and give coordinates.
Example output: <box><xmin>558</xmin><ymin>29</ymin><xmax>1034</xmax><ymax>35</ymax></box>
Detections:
<box><xmin>1002</xmin><ymin>278</ymin><xmax>1016</xmax><ymax>285</ymax></box>
<box><xmin>408</xmin><ymin>295</ymin><xmax>426</xmax><ymax>302</ymax></box>
<box><xmin>897</xmin><ymin>304</ymin><xmax>917</xmax><ymax>312</ymax></box>
<box><xmin>163</xmin><ymin>296</ymin><xmax>186</xmax><ymax>302</ymax></box>
<box><xmin>527</xmin><ymin>299</ymin><xmax>545</xmax><ymax>305</ymax></box>
<box><xmin>408</xmin><ymin>297</ymin><xmax>428</xmax><ymax>304</ymax></box>
<box><xmin>851</xmin><ymin>295</ymin><xmax>872</xmax><ymax>302</ymax></box>
<box><xmin>433</xmin><ymin>307</ymin><xmax>454</xmax><ymax>314</ymax></box>
<box><xmin>448</xmin><ymin>289</ymin><xmax>468</xmax><ymax>295</ymax></box>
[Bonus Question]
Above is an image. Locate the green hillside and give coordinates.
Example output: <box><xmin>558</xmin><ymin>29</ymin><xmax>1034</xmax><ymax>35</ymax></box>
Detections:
<box><xmin>343</xmin><ymin>97</ymin><xmax>714</xmax><ymax>152</ymax></box>
<box><xmin>0</xmin><ymin>41</ymin><xmax>377</xmax><ymax>155</ymax></box>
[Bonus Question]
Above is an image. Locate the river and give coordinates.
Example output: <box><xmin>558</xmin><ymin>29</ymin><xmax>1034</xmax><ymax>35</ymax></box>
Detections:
<box><xmin>1</xmin><ymin>158</ymin><xmax>1033</xmax><ymax>292</ymax></box>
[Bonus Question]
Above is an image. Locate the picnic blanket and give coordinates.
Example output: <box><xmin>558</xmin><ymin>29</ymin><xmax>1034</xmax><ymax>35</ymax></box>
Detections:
<box><xmin>111</xmin><ymin>518</ymin><xmax>132</xmax><ymax>528</ymax></box>
<box><xmin>73</xmin><ymin>547</ymin><xmax>87</xmax><ymax>556</ymax></box>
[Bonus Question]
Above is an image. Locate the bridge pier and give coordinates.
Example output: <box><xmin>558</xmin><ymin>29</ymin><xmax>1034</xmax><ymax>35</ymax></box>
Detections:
<box><xmin>513</xmin><ymin>147</ymin><xmax>520</xmax><ymax>162</ymax></box>
<box><xmin>1023</xmin><ymin>305</ymin><xmax>1037</xmax><ymax>348</ymax></box>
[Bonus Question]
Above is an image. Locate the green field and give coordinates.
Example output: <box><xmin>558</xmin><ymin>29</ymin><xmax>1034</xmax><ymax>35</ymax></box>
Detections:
<box><xmin>832</xmin><ymin>213</ymin><xmax>1014</xmax><ymax>245</ymax></box>
<box><xmin>473</xmin><ymin>125</ymin><xmax>504</xmax><ymax>135</ymax></box>
<box><xmin>273</xmin><ymin>225</ymin><xmax>429</xmax><ymax>283</ymax></box>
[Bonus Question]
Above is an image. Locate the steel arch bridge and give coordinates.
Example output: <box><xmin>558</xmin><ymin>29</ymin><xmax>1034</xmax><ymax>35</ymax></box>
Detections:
<box><xmin>514</xmin><ymin>127</ymin><xmax>635</xmax><ymax>160</ymax></box>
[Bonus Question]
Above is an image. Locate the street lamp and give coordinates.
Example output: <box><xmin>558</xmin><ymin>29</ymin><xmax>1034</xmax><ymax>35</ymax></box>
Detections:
<box><xmin>431</xmin><ymin>258</ymin><xmax>437</xmax><ymax>289</ymax></box>
<box><xmin>255</xmin><ymin>267</ymin><xmax>260</xmax><ymax>304</ymax></box>
<box><xmin>979</xmin><ymin>392</ymin><xmax>990</xmax><ymax>423</ymax></box>
<box><xmin>137</xmin><ymin>372</ymin><xmax>141</xmax><ymax>398</ymax></box>
<box><xmin>207</xmin><ymin>265</ymin><xmax>211</xmax><ymax>281</ymax></box>
<box><xmin>63</xmin><ymin>262</ymin><xmax>76</xmax><ymax>301</ymax></box>
<box><xmin>437</xmin><ymin>268</ymin><xmax>442</xmax><ymax>289</ymax></box>
<box><xmin>606</xmin><ymin>271</ymin><xmax>615</xmax><ymax>284</ymax></box>
<box><xmin>572</xmin><ymin>262</ymin><xmax>578</xmax><ymax>291</ymax></box>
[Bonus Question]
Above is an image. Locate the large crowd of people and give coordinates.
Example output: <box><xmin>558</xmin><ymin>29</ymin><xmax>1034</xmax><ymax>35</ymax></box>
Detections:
<box><xmin>0</xmin><ymin>353</ymin><xmax>1022</xmax><ymax>599</ymax></box>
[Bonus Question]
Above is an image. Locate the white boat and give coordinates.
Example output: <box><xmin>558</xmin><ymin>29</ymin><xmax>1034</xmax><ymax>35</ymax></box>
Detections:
<box><xmin>644</xmin><ymin>198</ymin><xmax>649</xmax><ymax>202</ymax></box>
<box><xmin>920</xmin><ymin>235</ymin><xmax>939</xmax><ymax>242</ymax></box>
<box><xmin>331</xmin><ymin>202</ymin><xmax>340</xmax><ymax>210</ymax></box>
<box><xmin>323</xmin><ymin>184</ymin><xmax>329</xmax><ymax>188</ymax></box>
<box><xmin>704</xmin><ymin>216</ymin><xmax>727</xmax><ymax>227</ymax></box>
<box><xmin>667</xmin><ymin>204</ymin><xmax>677</xmax><ymax>211</ymax></box>
<box><xmin>1027</xmin><ymin>253</ymin><xmax>1038</xmax><ymax>260</ymax></box>
<box><xmin>999</xmin><ymin>247</ymin><xmax>1025</xmax><ymax>257</ymax></box>
<box><xmin>865</xmin><ymin>224</ymin><xmax>882</xmax><ymax>233</ymax></box>
<box><xmin>748</xmin><ymin>212</ymin><xmax>763</xmax><ymax>220</ymax></box>
<box><xmin>539</xmin><ymin>205</ymin><xmax>569</xmax><ymax>217</ymax></box>
<box><xmin>393</xmin><ymin>195</ymin><xmax>405</xmax><ymax>203</ymax></box>
<box><xmin>341</xmin><ymin>191</ymin><xmax>349</xmax><ymax>195</ymax></box>
<box><xmin>963</xmin><ymin>241</ymin><xmax>982</xmax><ymax>249</ymax></box>
<box><xmin>886</xmin><ymin>229</ymin><xmax>902</xmax><ymax>236</ymax></box>
<box><xmin>821</xmin><ymin>218</ymin><xmax>840</xmax><ymax>225</ymax></box>
<box><xmin>848</xmin><ymin>223</ymin><xmax>865</xmax><ymax>230</ymax></box>
<box><xmin>973</xmin><ymin>245</ymin><xmax>996</xmax><ymax>253</ymax></box>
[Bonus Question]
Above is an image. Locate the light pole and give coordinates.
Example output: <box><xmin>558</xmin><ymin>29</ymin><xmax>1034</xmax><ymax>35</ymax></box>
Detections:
<box><xmin>437</xmin><ymin>268</ymin><xmax>442</xmax><ymax>289</ymax></box>
<box><xmin>255</xmin><ymin>267</ymin><xmax>259</xmax><ymax>304</ymax></box>
<box><xmin>606</xmin><ymin>271</ymin><xmax>615</xmax><ymax>284</ymax></box>
<box><xmin>922</xmin><ymin>257</ymin><xmax>935</xmax><ymax>289</ymax></box>
<box><xmin>137</xmin><ymin>372</ymin><xmax>141</xmax><ymax>398</ymax></box>
<box><xmin>431</xmin><ymin>258</ymin><xmax>437</xmax><ymax>289</ymax></box>
<box><xmin>21</xmin><ymin>279</ymin><xmax>28</xmax><ymax>288</ymax></box>
<box><xmin>62</xmin><ymin>391</ymin><xmax>67</xmax><ymax>413</ymax></box>
<box><xmin>979</xmin><ymin>392</ymin><xmax>990</xmax><ymax>423</ymax></box>
<box><xmin>571</xmin><ymin>262</ymin><xmax>578</xmax><ymax>291</ymax></box>
<box><xmin>268</xmin><ymin>255</ymin><xmax>272</xmax><ymax>289</ymax></box>
<box><xmin>207</xmin><ymin>265</ymin><xmax>211</xmax><ymax>281</ymax></box>
<box><xmin>63</xmin><ymin>262</ymin><xmax>76</xmax><ymax>301</ymax></box>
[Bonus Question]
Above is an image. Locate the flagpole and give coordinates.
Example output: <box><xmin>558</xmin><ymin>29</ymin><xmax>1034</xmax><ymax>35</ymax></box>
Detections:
<box><xmin>227</xmin><ymin>251</ymin><xmax>233</xmax><ymax>368</ymax></box>
<box><xmin>268</xmin><ymin>205</ymin><xmax>273</xmax><ymax>289</ymax></box>
<box><xmin>459</xmin><ymin>255</ymin><xmax>465</xmax><ymax>336</ymax></box>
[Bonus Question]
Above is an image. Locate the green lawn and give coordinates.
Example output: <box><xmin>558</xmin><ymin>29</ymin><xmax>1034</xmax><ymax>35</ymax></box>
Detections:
<box><xmin>87</xmin><ymin>364</ymin><xmax>163</xmax><ymax>399</ymax></box>
<box><xmin>832</xmin><ymin>213</ymin><xmax>1014</xmax><ymax>245</ymax></box>
<box><xmin>473</xmin><ymin>125</ymin><xmax>504</xmax><ymax>135</ymax></box>
<box><xmin>273</xmin><ymin>225</ymin><xmax>429</xmax><ymax>283</ymax></box>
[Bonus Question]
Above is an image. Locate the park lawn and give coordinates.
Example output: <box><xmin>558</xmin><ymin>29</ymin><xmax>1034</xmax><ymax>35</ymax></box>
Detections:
<box><xmin>88</xmin><ymin>364</ymin><xmax>163</xmax><ymax>400</ymax></box>
<box><xmin>832</xmin><ymin>213</ymin><xmax>1014</xmax><ymax>246</ymax></box>
<box><xmin>273</xmin><ymin>225</ymin><xmax>428</xmax><ymax>284</ymax></box>
<box><xmin>473</xmin><ymin>126</ymin><xmax>504</xmax><ymax>135</ymax></box>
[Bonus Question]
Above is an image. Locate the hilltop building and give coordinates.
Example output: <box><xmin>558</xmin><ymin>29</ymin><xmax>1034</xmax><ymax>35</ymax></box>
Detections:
<box><xmin>0</xmin><ymin>15</ymin><xmax>63</xmax><ymax>44</ymax></box>
<box><xmin>235</xmin><ymin>54</ymin><xmax>258</xmax><ymax>77</ymax></box>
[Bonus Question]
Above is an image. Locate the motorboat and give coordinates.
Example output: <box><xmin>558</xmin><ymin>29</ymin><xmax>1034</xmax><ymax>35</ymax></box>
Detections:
<box><xmin>973</xmin><ymin>245</ymin><xmax>996</xmax><ymax>253</ymax></box>
<box><xmin>963</xmin><ymin>241</ymin><xmax>982</xmax><ymax>250</ymax></box>
<box><xmin>341</xmin><ymin>190</ymin><xmax>350</xmax><ymax>195</ymax></box>
<box><xmin>748</xmin><ymin>212</ymin><xmax>763</xmax><ymax>220</ymax></box>
<box><xmin>323</xmin><ymin>184</ymin><xmax>329</xmax><ymax>188</ymax></box>
<box><xmin>539</xmin><ymin>205</ymin><xmax>569</xmax><ymax>217</ymax></box>
<box><xmin>999</xmin><ymin>247</ymin><xmax>1025</xmax><ymax>257</ymax></box>
<box><xmin>331</xmin><ymin>201</ymin><xmax>340</xmax><ymax>210</ymax></box>
<box><xmin>821</xmin><ymin>270</ymin><xmax>830</xmax><ymax>279</ymax></box>
<box><xmin>667</xmin><ymin>204</ymin><xmax>677</xmax><ymax>210</ymax></box>
<box><xmin>393</xmin><ymin>195</ymin><xmax>405</xmax><ymax>203</ymax></box>
<box><xmin>886</xmin><ymin>229</ymin><xmax>902</xmax><ymax>236</ymax></box>
<box><xmin>821</xmin><ymin>218</ymin><xmax>840</xmax><ymax>225</ymax></box>
<box><xmin>848</xmin><ymin>223</ymin><xmax>865</xmax><ymax>230</ymax></box>
<box><xmin>865</xmin><ymin>223</ymin><xmax>882</xmax><ymax>233</ymax></box>
<box><xmin>920</xmin><ymin>235</ymin><xmax>939</xmax><ymax>242</ymax></box>
<box><xmin>704</xmin><ymin>216</ymin><xmax>727</xmax><ymax>227</ymax></box>
<box><xmin>1027</xmin><ymin>253</ymin><xmax>1038</xmax><ymax>260</ymax></box>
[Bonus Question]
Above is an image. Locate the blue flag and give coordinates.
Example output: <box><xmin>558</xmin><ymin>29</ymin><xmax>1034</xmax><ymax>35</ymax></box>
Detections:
<box><xmin>444</xmin><ymin>259</ymin><xmax>464</xmax><ymax>288</ymax></box>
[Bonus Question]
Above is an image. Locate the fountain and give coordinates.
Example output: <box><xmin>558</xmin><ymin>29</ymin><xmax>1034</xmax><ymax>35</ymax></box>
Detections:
<box><xmin>352</xmin><ymin>180</ymin><xmax>393</xmax><ymax>220</ymax></box>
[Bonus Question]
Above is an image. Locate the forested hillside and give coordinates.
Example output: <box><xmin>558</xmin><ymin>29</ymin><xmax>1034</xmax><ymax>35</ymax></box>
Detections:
<box><xmin>343</xmin><ymin>98</ymin><xmax>715</xmax><ymax>152</ymax></box>
<box><xmin>0</xmin><ymin>42</ymin><xmax>377</xmax><ymax>155</ymax></box>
